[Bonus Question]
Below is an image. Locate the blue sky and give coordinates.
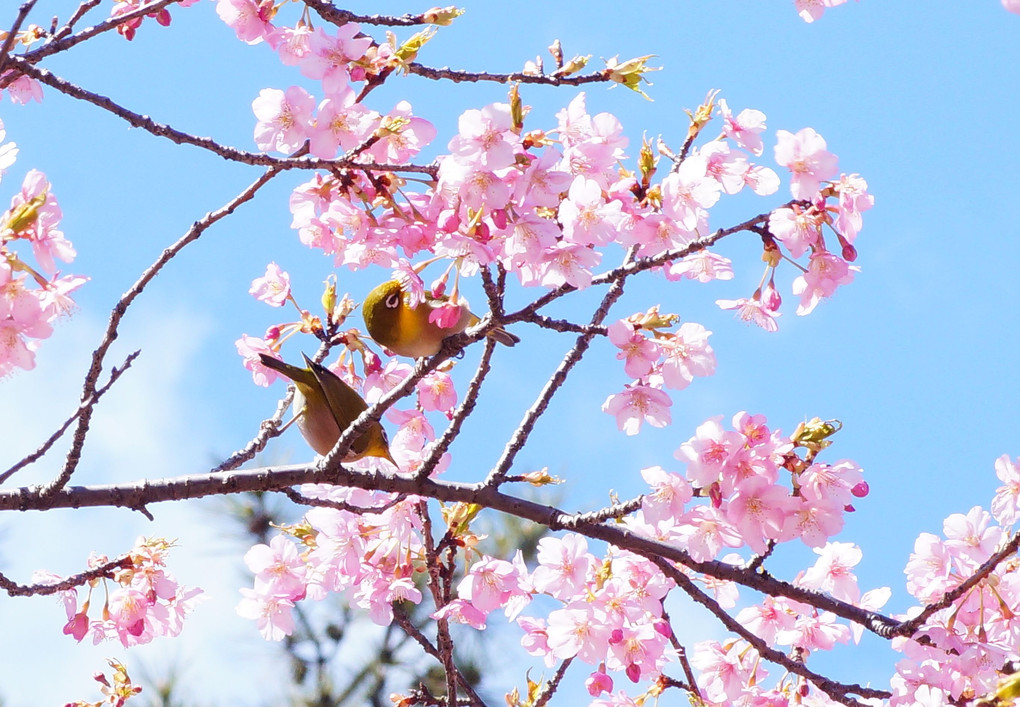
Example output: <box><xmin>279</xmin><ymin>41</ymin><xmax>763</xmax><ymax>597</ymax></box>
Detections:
<box><xmin>1</xmin><ymin>0</ymin><xmax>1019</xmax><ymax>704</ymax></box>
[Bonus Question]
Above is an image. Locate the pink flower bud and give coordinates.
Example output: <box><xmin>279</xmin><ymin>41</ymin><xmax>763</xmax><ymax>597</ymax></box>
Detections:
<box><xmin>709</xmin><ymin>482</ymin><xmax>723</xmax><ymax>508</ymax></box>
<box><xmin>851</xmin><ymin>480</ymin><xmax>869</xmax><ymax>498</ymax></box>
<box><xmin>491</xmin><ymin>208</ymin><xmax>509</xmax><ymax>230</ymax></box>
<box><xmin>585</xmin><ymin>670</ymin><xmax>613</xmax><ymax>696</ymax></box>
<box><xmin>625</xmin><ymin>663</ymin><xmax>641</xmax><ymax>683</ymax></box>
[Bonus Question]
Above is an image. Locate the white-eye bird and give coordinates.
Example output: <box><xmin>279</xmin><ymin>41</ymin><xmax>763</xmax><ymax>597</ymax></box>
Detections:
<box><xmin>259</xmin><ymin>353</ymin><xmax>395</xmax><ymax>464</ymax></box>
<box><xmin>361</xmin><ymin>280</ymin><xmax>519</xmax><ymax>358</ymax></box>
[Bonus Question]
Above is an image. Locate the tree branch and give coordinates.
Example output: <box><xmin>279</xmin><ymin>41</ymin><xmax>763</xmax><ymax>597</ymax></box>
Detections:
<box><xmin>0</xmin><ymin>350</ymin><xmax>140</xmax><ymax>485</ymax></box>
<box><xmin>36</xmin><ymin>165</ymin><xmax>284</xmax><ymax>502</ymax></box>
<box><xmin>0</xmin><ymin>0</ymin><xmax>37</xmax><ymax>77</ymax></box>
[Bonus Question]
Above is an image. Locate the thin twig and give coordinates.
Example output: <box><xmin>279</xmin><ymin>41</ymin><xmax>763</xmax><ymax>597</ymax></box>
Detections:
<box><xmin>209</xmin><ymin>393</ymin><xmax>294</xmax><ymax>473</ymax></box>
<box><xmin>6</xmin><ymin>58</ymin><xmax>436</xmax><ymax>177</ymax></box>
<box><xmin>406</xmin><ymin>62</ymin><xmax>615</xmax><ymax>88</ymax></box>
<box><xmin>485</xmin><ymin>249</ymin><xmax>635</xmax><ymax>486</ymax></box>
<box><xmin>892</xmin><ymin>529</ymin><xmax>1020</xmax><ymax>638</ymax></box>
<box><xmin>0</xmin><ymin>0</ymin><xmax>37</xmax><ymax>77</ymax></box>
<box><xmin>281</xmin><ymin>487</ymin><xmax>406</xmax><ymax>515</ymax></box>
<box><xmin>392</xmin><ymin>606</ymin><xmax>486</xmax><ymax>707</ymax></box>
<box><xmin>37</xmin><ymin>166</ymin><xmax>285</xmax><ymax>502</ymax></box>
<box><xmin>0</xmin><ymin>555</ymin><xmax>131</xmax><ymax>597</ymax></box>
<box><xmin>534</xmin><ymin>657</ymin><xmax>573</xmax><ymax>707</ymax></box>
<box><xmin>413</xmin><ymin>336</ymin><xmax>496</xmax><ymax>481</ymax></box>
<box><xmin>0</xmin><ymin>350</ymin><xmax>140</xmax><ymax>485</ymax></box>
<box><xmin>656</xmin><ymin>558</ymin><xmax>891</xmax><ymax>706</ymax></box>
<box><xmin>302</xmin><ymin>0</ymin><xmax>446</xmax><ymax>27</ymax></box>
<box><xmin>47</xmin><ymin>0</ymin><xmax>102</xmax><ymax>44</ymax></box>
<box><xmin>16</xmin><ymin>0</ymin><xmax>179</xmax><ymax>68</ymax></box>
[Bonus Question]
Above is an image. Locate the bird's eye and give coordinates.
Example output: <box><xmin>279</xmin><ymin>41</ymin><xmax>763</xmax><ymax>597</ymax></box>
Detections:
<box><xmin>385</xmin><ymin>293</ymin><xmax>401</xmax><ymax>309</ymax></box>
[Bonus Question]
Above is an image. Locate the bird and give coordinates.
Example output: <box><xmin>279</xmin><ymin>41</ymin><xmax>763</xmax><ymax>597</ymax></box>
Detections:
<box><xmin>362</xmin><ymin>280</ymin><xmax>519</xmax><ymax>358</ymax></box>
<box><xmin>259</xmin><ymin>352</ymin><xmax>395</xmax><ymax>464</ymax></box>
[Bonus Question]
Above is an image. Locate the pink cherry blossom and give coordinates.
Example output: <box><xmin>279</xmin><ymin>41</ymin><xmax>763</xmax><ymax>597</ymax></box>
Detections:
<box><xmin>2</xmin><ymin>72</ymin><xmax>43</xmax><ymax>104</ymax></box>
<box><xmin>833</xmin><ymin>173</ymin><xmax>874</xmax><ymax>243</ymax></box>
<box><xmin>252</xmin><ymin>86</ymin><xmax>316</xmax><ymax>154</ymax></box>
<box><xmin>768</xmin><ymin>206</ymin><xmax>823</xmax><ymax>259</ymax></box>
<box><xmin>300</xmin><ymin>25</ymin><xmax>373</xmax><ymax>96</ymax></box>
<box><xmin>537</xmin><ymin>241</ymin><xmax>601</xmax><ymax>289</ymax></box>
<box><xmin>602</xmin><ymin>384</ymin><xmax>672</xmax><ymax>436</ymax></box>
<box><xmin>531</xmin><ymin>535</ymin><xmax>595</xmax><ymax>601</ymax></box>
<box><xmin>660</xmin><ymin>155</ymin><xmax>720</xmax><ymax>231</ymax></box>
<box><xmin>774</xmin><ymin>128</ymin><xmax>839</xmax><ymax>199</ymax></box>
<box><xmin>725</xmin><ymin>477</ymin><xmax>796</xmax><ymax>554</ymax></box>
<box><xmin>308</xmin><ymin>86</ymin><xmax>378</xmax><ymax>158</ymax></box>
<box><xmin>691</xmin><ymin>639</ymin><xmax>757</xmax><ymax>703</ymax></box>
<box><xmin>1005</xmin><ymin>0</ymin><xmax>1020</xmax><ymax>13</ymax></box>
<box><xmin>236</xmin><ymin>588</ymin><xmax>295</xmax><ymax>641</ymax></box>
<box><xmin>716</xmin><ymin>295</ymin><xmax>781</xmax><ymax>332</ymax></box>
<box><xmin>675</xmin><ymin>416</ymin><xmax>745</xmax><ymax>487</ymax></box>
<box><xmin>791</xmin><ymin>251</ymin><xmax>856</xmax><ymax>315</ymax></box>
<box><xmin>248</xmin><ymin>262</ymin><xmax>291</xmax><ymax>307</ymax></box>
<box><xmin>368</xmin><ymin>101</ymin><xmax>437</xmax><ymax>164</ymax></box>
<box><xmin>546</xmin><ymin>602</ymin><xmax>613</xmax><ymax>663</ymax></box>
<box><xmin>416</xmin><ymin>371</ymin><xmax>458</xmax><ymax>414</ymax></box>
<box><xmin>236</xmin><ymin>335</ymin><xmax>280</xmax><ymax>386</ymax></box>
<box><xmin>448</xmin><ymin>103</ymin><xmax>517</xmax><ymax>170</ymax></box>
<box><xmin>215</xmin><ymin>0</ymin><xmax>274</xmax><ymax>44</ymax></box>
<box><xmin>991</xmin><ymin>454</ymin><xmax>1020</xmax><ymax>526</ymax></box>
<box><xmin>267</xmin><ymin>24</ymin><xmax>313</xmax><ymax>65</ymax></box>
<box><xmin>718</xmin><ymin>99</ymin><xmax>767</xmax><ymax>156</ymax></box>
<box><xmin>244</xmin><ymin>535</ymin><xmax>307</xmax><ymax>598</ymax></box>
<box><xmin>607</xmin><ymin>319</ymin><xmax>658</xmax><ymax>380</ymax></box>
<box><xmin>657</xmin><ymin>322</ymin><xmax>716</xmax><ymax>390</ymax></box>
<box><xmin>559</xmin><ymin>176</ymin><xmax>625</xmax><ymax>247</ymax></box>
<box><xmin>798</xmin><ymin>541</ymin><xmax>863</xmax><ymax>603</ymax></box>
<box><xmin>665</xmin><ymin>249</ymin><xmax>734</xmax><ymax>283</ymax></box>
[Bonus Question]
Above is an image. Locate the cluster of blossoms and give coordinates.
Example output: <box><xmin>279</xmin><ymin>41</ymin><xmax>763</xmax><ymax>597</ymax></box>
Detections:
<box><xmin>237</xmin><ymin>412</ymin><xmax>893</xmax><ymax>704</ymax></box>
<box><xmin>110</xmin><ymin>0</ymin><xmax>200</xmax><ymax>40</ymax></box>
<box><xmin>887</xmin><ymin>455</ymin><xmax>1020</xmax><ymax>706</ymax></box>
<box><xmin>0</xmin><ymin>122</ymin><xmax>86</xmax><ymax>377</ymax></box>
<box><xmin>36</xmin><ymin>537</ymin><xmax>204</xmax><ymax>648</ymax></box>
<box><xmin>236</xmin><ymin>487</ymin><xmax>428</xmax><ymax>640</ymax></box>
<box><xmin>602</xmin><ymin>307</ymin><xmax>717</xmax><ymax>435</ymax></box>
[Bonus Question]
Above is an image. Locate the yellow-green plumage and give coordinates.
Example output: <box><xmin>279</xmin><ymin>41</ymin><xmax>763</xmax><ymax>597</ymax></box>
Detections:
<box><xmin>259</xmin><ymin>353</ymin><xmax>395</xmax><ymax>464</ymax></box>
<box><xmin>362</xmin><ymin>280</ymin><xmax>520</xmax><ymax>358</ymax></box>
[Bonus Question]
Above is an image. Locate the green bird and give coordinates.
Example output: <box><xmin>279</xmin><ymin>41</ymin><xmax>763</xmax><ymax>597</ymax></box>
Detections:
<box><xmin>362</xmin><ymin>280</ymin><xmax>519</xmax><ymax>358</ymax></box>
<box><xmin>259</xmin><ymin>353</ymin><xmax>395</xmax><ymax>464</ymax></box>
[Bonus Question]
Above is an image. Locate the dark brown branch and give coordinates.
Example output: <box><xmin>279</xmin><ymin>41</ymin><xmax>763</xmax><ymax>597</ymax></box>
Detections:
<box><xmin>485</xmin><ymin>250</ymin><xmax>634</xmax><ymax>486</ymax></box>
<box><xmin>0</xmin><ymin>461</ymin><xmax>907</xmax><ymax>641</ymax></box>
<box><xmin>0</xmin><ymin>555</ymin><xmax>131</xmax><ymax>597</ymax></box>
<box><xmin>210</xmin><ymin>393</ymin><xmax>294</xmax><ymax>473</ymax></box>
<box><xmin>892</xmin><ymin>529</ymin><xmax>1020</xmax><ymax>638</ymax></box>
<box><xmin>18</xmin><ymin>0</ymin><xmax>179</xmax><ymax>67</ymax></box>
<box><xmin>392</xmin><ymin>606</ymin><xmax>486</xmax><ymax>707</ymax></box>
<box><xmin>281</xmin><ymin>487</ymin><xmax>407</xmax><ymax>515</ymax></box>
<box><xmin>413</xmin><ymin>337</ymin><xmax>496</xmax><ymax>481</ymax></box>
<box><xmin>406</xmin><ymin>62</ymin><xmax>615</xmax><ymax>88</ymax></box>
<box><xmin>36</xmin><ymin>166</ymin><xmax>284</xmax><ymax>502</ymax></box>
<box><xmin>302</xmin><ymin>0</ymin><xmax>446</xmax><ymax>27</ymax></box>
<box><xmin>555</xmin><ymin>497</ymin><xmax>644</xmax><ymax>527</ymax></box>
<box><xmin>0</xmin><ymin>0</ymin><xmax>36</xmax><ymax>77</ymax></box>
<box><xmin>525</xmin><ymin>315</ymin><xmax>608</xmax><ymax>336</ymax></box>
<box><xmin>534</xmin><ymin>657</ymin><xmax>572</xmax><ymax>707</ymax></box>
<box><xmin>656</xmin><ymin>559</ymin><xmax>891</xmax><ymax>706</ymax></box>
<box><xmin>48</xmin><ymin>0</ymin><xmax>102</xmax><ymax>44</ymax></box>
<box><xmin>0</xmin><ymin>350</ymin><xmax>140</xmax><ymax>485</ymax></box>
<box><xmin>6</xmin><ymin>58</ymin><xmax>436</xmax><ymax>177</ymax></box>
